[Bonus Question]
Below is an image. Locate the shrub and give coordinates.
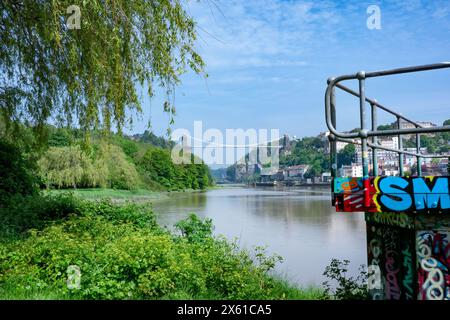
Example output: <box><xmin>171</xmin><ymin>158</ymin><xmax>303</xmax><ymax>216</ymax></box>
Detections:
<box><xmin>0</xmin><ymin>193</ymin><xmax>160</xmax><ymax>239</ymax></box>
<box><xmin>0</xmin><ymin>141</ymin><xmax>38</xmax><ymax>203</ymax></box>
<box><xmin>0</xmin><ymin>193</ymin><xmax>82</xmax><ymax>238</ymax></box>
<box><xmin>175</xmin><ymin>214</ymin><xmax>214</xmax><ymax>243</ymax></box>
<box><xmin>321</xmin><ymin>259</ymin><xmax>368</xmax><ymax>300</ymax></box>
<box><xmin>0</xmin><ymin>197</ymin><xmax>300</xmax><ymax>300</ymax></box>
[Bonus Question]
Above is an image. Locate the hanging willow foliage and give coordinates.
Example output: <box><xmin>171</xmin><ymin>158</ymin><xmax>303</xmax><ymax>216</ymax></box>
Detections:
<box><xmin>0</xmin><ymin>0</ymin><xmax>205</xmax><ymax>141</ymax></box>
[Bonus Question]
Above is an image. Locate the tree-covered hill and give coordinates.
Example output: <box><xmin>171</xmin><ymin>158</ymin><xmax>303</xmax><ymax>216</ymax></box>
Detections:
<box><xmin>7</xmin><ymin>125</ymin><xmax>212</xmax><ymax>192</ymax></box>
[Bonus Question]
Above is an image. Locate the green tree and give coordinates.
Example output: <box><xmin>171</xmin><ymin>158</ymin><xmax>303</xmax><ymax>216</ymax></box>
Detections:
<box><xmin>96</xmin><ymin>144</ymin><xmax>140</xmax><ymax>190</ymax></box>
<box><xmin>48</xmin><ymin>128</ymin><xmax>73</xmax><ymax>147</ymax></box>
<box><xmin>0</xmin><ymin>141</ymin><xmax>39</xmax><ymax>202</ymax></box>
<box><xmin>38</xmin><ymin>145</ymin><xmax>101</xmax><ymax>189</ymax></box>
<box><xmin>0</xmin><ymin>1</ymin><xmax>205</xmax><ymax>140</ymax></box>
<box><xmin>337</xmin><ymin>144</ymin><xmax>356</xmax><ymax>166</ymax></box>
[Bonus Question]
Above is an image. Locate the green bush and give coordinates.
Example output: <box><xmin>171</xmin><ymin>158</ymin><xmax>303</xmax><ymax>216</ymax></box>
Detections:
<box><xmin>0</xmin><ymin>195</ymin><xmax>309</xmax><ymax>300</ymax></box>
<box><xmin>0</xmin><ymin>141</ymin><xmax>38</xmax><ymax>203</ymax></box>
<box><xmin>0</xmin><ymin>193</ymin><xmax>82</xmax><ymax>238</ymax></box>
<box><xmin>175</xmin><ymin>214</ymin><xmax>214</xmax><ymax>243</ymax></box>
<box><xmin>0</xmin><ymin>193</ymin><xmax>161</xmax><ymax>239</ymax></box>
<box><xmin>321</xmin><ymin>259</ymin><xmax>368</xmax><ymax>300</ymax></box>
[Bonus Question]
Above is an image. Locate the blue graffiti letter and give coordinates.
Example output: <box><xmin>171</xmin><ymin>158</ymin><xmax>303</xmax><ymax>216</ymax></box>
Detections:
<box><xmin>379</xmin><ymin>177</ymin><xmax>412</xmax><ymax>211</ymax></box>
<box><xmin>412</xmin><ymin>178</ymin><xmax>450</xmax><ymax>210</ymax></box>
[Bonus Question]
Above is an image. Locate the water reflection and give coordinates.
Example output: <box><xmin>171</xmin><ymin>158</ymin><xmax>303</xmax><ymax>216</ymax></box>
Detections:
<box><xmin>152</xmin><ymin>186</ymin><xmax>367</xmax><ymax>287</ymax></box>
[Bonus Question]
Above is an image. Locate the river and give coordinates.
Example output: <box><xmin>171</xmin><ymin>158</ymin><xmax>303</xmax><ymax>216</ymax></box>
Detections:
<box><xmin>152</xmin><ymin>185</ymin><xmax>367</xmax><ymax>288</ymax></box>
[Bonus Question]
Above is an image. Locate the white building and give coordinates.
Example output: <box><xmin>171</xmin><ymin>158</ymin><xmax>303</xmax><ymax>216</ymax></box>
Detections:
<box><xmin>284</xmin><ymin>165</ymin><xmax>309</xmax><ymax>180</ymax></box>
<box><xmin>339</xmin><ymin>163</ymin><xmax>363</xmax><ymax>177</ymax></box>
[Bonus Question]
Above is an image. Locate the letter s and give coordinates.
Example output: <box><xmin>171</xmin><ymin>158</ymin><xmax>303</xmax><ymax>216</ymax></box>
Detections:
<box><xmin>379</xmin><ymin>177</ymin><xmax>412</xmax><ymax>211</ymax></box>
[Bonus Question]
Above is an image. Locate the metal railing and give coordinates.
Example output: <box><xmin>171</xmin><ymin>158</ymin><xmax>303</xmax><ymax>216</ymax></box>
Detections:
<box><xmin>325</xmin><ymin>62</ymin><xmax>450</xmax><ymax>182</ymax></box>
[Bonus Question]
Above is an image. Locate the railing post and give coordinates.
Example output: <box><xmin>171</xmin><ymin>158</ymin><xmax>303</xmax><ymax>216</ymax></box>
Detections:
<box><xmin>358</xmin><ymin>72</ymin><xmax>370</xmax><ymax>207</ymax></box>
<box><xmin>371</xmin><ymin>102</ymin><xmax>378</xmax><ymax>176</ymax></box>
<box><xmin>330</xmin><ymin>83</ymin><xmax>337</xmax><ymax>178</ymax></box>
<box><xmin>416</xmin><ymin>130</ymin><xmax>422</xmax><ymax>177</ymax></box>
<box><xmin>397</xmin><ymin>116</ymin><xmax>404</xmax><ymax>176</ymax></box>
<box><xmin>329</xmin><ymin>79</ymin><xmax>338</xmax><ymax>205</ymax></box>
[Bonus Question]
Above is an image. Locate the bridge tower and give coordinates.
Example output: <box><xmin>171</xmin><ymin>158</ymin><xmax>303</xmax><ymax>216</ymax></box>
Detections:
<box><xmin>325</xmin><ymin>63</ymin><xmax>450</xmax><ymax>300</ymax></box>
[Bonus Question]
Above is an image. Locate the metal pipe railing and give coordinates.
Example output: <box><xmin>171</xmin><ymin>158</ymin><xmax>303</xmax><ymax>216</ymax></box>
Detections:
<box><xmin>325</xmin><ymin>62</ymin><xmax>450</xmax><ymax>140</ymax></box>
<box><xmin>371</xmin><ymin>102</ymin><xmax>378</xmax><ymax>176</ymax></box>
<box><xmin>334</xmin><ymin>83</ymin><xmax>424</xmax><ymax>129</ymax></box>
<box><xmin>326</xmin><ymin>62</ymin><xmax>450</xmax><ymax>181</ymax></box>
<box><xmin>336</xmin><ymin>137</ymin><xmax>448</xmax><ymax>159</ymax></box>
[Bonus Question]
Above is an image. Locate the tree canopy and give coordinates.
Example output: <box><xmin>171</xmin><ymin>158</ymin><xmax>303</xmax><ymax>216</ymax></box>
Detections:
<box><xmin>0</xmin><ymin>0</ymin><xmax>205</xmax><ymax>140</ymax></box>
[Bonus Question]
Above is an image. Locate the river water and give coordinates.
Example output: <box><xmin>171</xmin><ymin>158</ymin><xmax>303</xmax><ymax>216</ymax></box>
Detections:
<box><xmin>152</xmin><ymin>186</ymin><xmax>367</xmax><ymax>287</ymax></box>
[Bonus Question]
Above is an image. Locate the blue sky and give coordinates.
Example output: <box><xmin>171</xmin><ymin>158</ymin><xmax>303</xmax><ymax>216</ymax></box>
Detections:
<box><xmin>125</xmin><ymin>0</ymin><xmax>450</xmax><ymax>139</ymax></box>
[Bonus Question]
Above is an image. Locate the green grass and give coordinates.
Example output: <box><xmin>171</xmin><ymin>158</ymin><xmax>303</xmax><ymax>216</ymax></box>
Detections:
<box><xmin>45</xmin><ymin>188</ymin><xmax>210</xmax><ymax>203</ymax></box>
<box><xmin>268</xmin><ymin>278</ymin><xmax>324</xmax><ymax>300</ymax></box>
<box><xmin>0</xmin><ymin>279</ymin><xmax>323</xmax><ymax>300</ymax></box>
<box><xmin>45</xmin><ymin>188</ymin><xmax>169</xmax><ymax>203</ymax></box>
<box><xmin>0</xmin><ymin>283</ymin><xmax>81</xmax><ymax>300</ymax></box>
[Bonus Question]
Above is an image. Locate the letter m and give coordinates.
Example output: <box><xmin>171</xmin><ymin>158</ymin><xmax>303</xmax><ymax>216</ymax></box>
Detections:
<box><xmin>413</xmin><ymin>178</ymin><xmax>450</xmax><ymax>210</ymax></box>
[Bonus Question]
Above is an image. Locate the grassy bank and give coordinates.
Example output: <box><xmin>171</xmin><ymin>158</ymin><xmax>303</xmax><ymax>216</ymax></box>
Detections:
<box><xmin>45</xmin><ymin>188</ymin><xmax>171</xmax><ymax>203</ymax></box>
<box><xmin>45</xmin><ymin>187</ymin><xmax>212</xmax><ymax>204</ymax></box>
<box><xmin>0</xmin><ymin>193</ymin><xmax>323</xmax><ymax>300</ymax></box>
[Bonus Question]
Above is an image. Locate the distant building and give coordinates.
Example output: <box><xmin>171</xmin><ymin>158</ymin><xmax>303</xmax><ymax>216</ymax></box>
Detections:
<box><xmin>284</xmin><ymin>165</ymin><xmax>309</xmax><ymax>180</ymax></box>
<box><xmin>382</xmin><ymin>167</ymin><xmax>399</xmax><ymax>176</ymax></box>
<box><xmin>321</xmin><ymin>172</ymin><xmax>332</xmax><ymax>183</ymax></box>
<box><xmin>401</xmin><ymin>121</ymin><xmax>437</xmax><ymax>130</ymax></box>
<box><xmin>339</xmin><ymin>163</ymin><xmax>362</xmax><ymax>177</ymax></box>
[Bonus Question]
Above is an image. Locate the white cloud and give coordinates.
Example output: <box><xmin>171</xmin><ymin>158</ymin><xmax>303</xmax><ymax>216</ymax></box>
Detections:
<box><xmin>189</xmin><ymin>0</ymin><xmax>343</xmax><ymax>70</ymax></box>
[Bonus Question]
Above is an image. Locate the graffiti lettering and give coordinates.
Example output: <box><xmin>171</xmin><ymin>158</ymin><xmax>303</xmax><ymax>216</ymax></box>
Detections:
<box><xmin>365</xmin><ymin>212</ymin><xmax>414</xmax><ymax>229</ymax></box>
<box><xmin>334</xmin><ymin>176</ymin><xmax>450</xmax><ymax>213</ymax></box>
<box><xmin>402</xmin><ymin>246</ymin><xmax>414</xmax><ymax>299</ymax></box>
<box><xmin>413</xmin><ymin>178</ymin><xmax>450</xmax><ymax>210</ymax></box>
<box><xmin>368</xmin><ymin>238</ymin><xmax>383</xmax><ymax>292</ymax></box>
<box><xmin>417</xmin><ymin>231</ymin><xmax>450</xmax><ymax>300</ymax></box>
<box><xmin>385</xmin><ymin>250</ymin><xmax>401</xmax><ymax>299</ymax></box>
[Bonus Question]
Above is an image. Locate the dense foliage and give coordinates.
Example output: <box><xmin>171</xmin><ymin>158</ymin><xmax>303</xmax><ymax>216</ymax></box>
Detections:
<box><xmin>322</xmin><ymin>259</ymin><xmax>368</xmax><ymax>300</ymax></box>
<box><xmin>0</xmin><ymin>141</ymin><xmax>38</xmax><ymax>203</ymax></box>
<box><xmin>0</xmin><ymin>194</ymin><xmax>320</xmax><ymax>300</ymax></box>
<box><xmin>140</xmin><ymin>148</ymin><xmax>211</xmax><ymax>191</ymax></box>
<box><xmin>34</xmin><ymin>127</ymin><xmax>211</xmax><ymax>191</ymax></box>
<box><xmin>382</xmin><ymin>119</ymin><xmax>450</xmax><ymax>154</ymax></box>
<box><xmin>0</xmin><ymin>0</ymin><xmax>205</xmax><ymax>140</ymax></box>
<box><xmin>280</xmin><ymin>136</ymin><xmax>329</xmax><ymax>177</ymax></box>
<box><xmin>337</xmin><ymin>144</ymin><xmax>356</xmax><ymax>166</ymax></box>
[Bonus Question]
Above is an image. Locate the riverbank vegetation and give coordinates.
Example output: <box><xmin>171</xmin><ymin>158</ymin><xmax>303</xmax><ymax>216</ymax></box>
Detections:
<box><xmin>0</xmin><ymin>141</ymin><xmax>323</xmax><ymax>300</ymax></box>
<box><xmin>0</xmin><ymin>193</ymin><xmax>323</xmax><ymax>300</ymax></box>
<box><xmin>1</xmin><ymin>126</ymin><xmax>213</xmax><ymax>193</ymax></box>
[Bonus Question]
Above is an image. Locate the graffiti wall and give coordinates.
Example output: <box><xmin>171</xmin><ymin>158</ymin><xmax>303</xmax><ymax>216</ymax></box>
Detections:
<box><xmin>335</xmin><ymin>176</ymin><xmax>450</xmax><ymax>213</ymax></box>
<box><xmin>417</xmin><ymin>230</ymin><xmax>450</xmax><ymax>300</ymax></box>
<box><xmin>366</xmin><ymin>223</ymin><xmax>416</xmax><ymax>300</ymax></box>
<box><xmin>366</xmin><ymin>213</ymin><xmax>450</xmax><ymax>300</ymax></box>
